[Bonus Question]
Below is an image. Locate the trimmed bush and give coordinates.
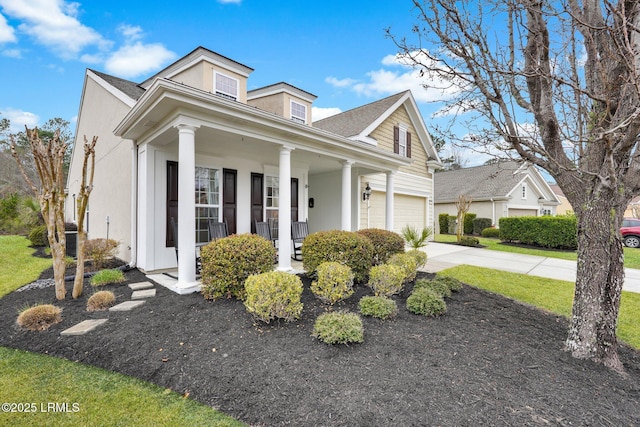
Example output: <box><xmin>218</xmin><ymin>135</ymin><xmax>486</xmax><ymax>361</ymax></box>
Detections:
<box><xmin>359</xmin><ymin>296</ymin><xmax>398</xmax><ymax>319</ymax></box>
<box><xmin>17</xmin><ymin>304</ymin><xmax>62</xmax><ymax>331</ymax></box>
<box><xmin>464</xmin><ymin>213</ymin><xmax>477</xmax><ymax>235</ymax></box>
<box><xmin>28</xmin><ymin>225</ymin><xmax>48</xmax><ymax>247</ymax></box>
<box><xmin>244</xmin><ymin>271</ymin><xmax>304</xmax><ymax>323</ymax></box>
<box><xmin>313</xmin><ymin>311</ymin><xmax>364</xmax><ymax>344</ymax></box>
<box><xmin>433</xmin><ymin>275</ymin><xmax>464</xmax><ymax>292</ymax></box>
<box><xmin>367</xmin><ymin>264</ymin><xmax>405</xmax><ymax>297</ymax></box>
<box><xmin>302</xmin><ymin>230</ymin><xmax>373</xmax><ymax>283</ymax></box>
<box><xmin>310</xmin><ymin>262</ymin><xmax>354</xmax><ymax>305</ymax></box>
<box><xmin>357</xmin><ymin>228</ymin><xmax>405</xmax><ymax>265</ymax></box>
<box><xmin>406</xmin><ymin>288</ymin><xmax>447</xmax><ymax>316</ymax></box>
<box><xmin>200</xmin><ymin>234</ymin><xmax>276</xmax><ymax>300</ymax></box>
<box><xmin>459</xmin><ymin>236</ymin><xmax>480</xmax><ymax>247</ymax></box>
<box><xmin>481</xmin><ymin>227</ymin><xmax>501</xmax><ymax>238</ymax></box>
<box><xmin>387</xmin><ymin>253</ymin><xmax>418</xmax><ymax>283</ymax></box>
<box><xmin>87</xmin><ymin>290</ymin><xmax>116</xmax><ymax>311</ymax></box>
<box><xmin>473</xmin><ymin>217</ymin><xmax>493</xmax><ymax>235</ymax></box>
<box><xmin>414</xmin><ymin>278</ymin><xmax>452</xmax><ymax>298</ymax></box>
<box><xmin>406</xmin><ymin>249</ymin><xmax>427</xmax><ymax>269</ymax></box>
<box><xmin>499</xmin><ymin>215</ymin><xmax>577</xmax><ymax>249</ymax></box>
<box><xmin>438</xmin><ymin>213</ymin><xmax>450</xmax><ymax>234</ymax></box>
<box><xmin>84</xmin><ymin>238</ymin><xmax>119</xmax><ymax>270</ymax></box>
<box><xmin>90</xmin><ymin>268</ymin><xmax>125</xmax><ymax>286</ymax></box>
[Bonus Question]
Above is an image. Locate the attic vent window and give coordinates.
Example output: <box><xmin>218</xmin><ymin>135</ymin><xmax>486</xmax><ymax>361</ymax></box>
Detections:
<box><xmin>291</xmin><ymin>101</ymin><xmax>306</xmax><ymax>124</ymax></box>
<box><xmin>214</xmin><ymin>72</ymin><xmax>238</xmax><ymax>101</ymax></box>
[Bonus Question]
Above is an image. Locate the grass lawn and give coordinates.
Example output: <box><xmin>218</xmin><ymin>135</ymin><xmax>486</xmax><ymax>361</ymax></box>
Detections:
<box><xmin>0</xmin><ymin>235</ymin><xmax>244</xmax><ymax>427</ymax></box>
<box><xmin>435</xmin><ymin>233</ymin><xmax>640</xmax><ymax>269</ymax></box>
<box><xmin>440</xmin><ymin>265</ymin><xmax>640</xmax><ymax>349</ymax></box>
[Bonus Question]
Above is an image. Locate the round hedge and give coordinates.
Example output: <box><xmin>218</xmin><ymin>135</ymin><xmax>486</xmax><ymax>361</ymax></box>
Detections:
<box><xmin>310</xmin><ymin>262</ymin><xmax>354</xmax><ymax>305</ymax></box>
<box><xmin>406</xmin><ymin>288</ymin><xmax>447</xmax><ymax>316</ymax></box>
<box><xmin>244</xmin><ymin>271</ymin><xmax>304</xmax><ymax>323</ymax></box>
<box><xmin>302</xmin><ymin>230</ymin><xmax>373</xmax><ymax>283</ymax></box>
<box><xmin>356</xmin><ymin>228</ymin><xmax>405</xmax><ymax>265</ymax></box>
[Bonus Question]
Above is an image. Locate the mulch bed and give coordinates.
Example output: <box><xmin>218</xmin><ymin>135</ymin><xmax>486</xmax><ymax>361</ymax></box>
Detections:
<box><xmin>1</xmin><ymin>263</ymin><xmax>639</xmax><ymax>426</ymax></box>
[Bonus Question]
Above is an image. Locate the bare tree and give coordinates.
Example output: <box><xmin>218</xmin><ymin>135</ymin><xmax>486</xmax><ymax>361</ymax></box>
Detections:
<box><xmin>388</xmin><ymin>0</ymin><xmax>640</xmax><ymax>372</ymax></box>
<box><xmin>455</xmin><ymin>193</ymin><xmax>472</xmax><ymax>242</ymax></box>
<box><xmin>11</xmin><ymin>127</ymin><xmax>68</xmax><ymax>300</ymax></box>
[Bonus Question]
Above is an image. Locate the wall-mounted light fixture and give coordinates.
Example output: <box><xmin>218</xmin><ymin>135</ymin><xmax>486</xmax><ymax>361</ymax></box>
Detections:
<box><xmin>362</xmin><ymin>183</ymin><xmax>372</xmax><ymax>201</ymax></box>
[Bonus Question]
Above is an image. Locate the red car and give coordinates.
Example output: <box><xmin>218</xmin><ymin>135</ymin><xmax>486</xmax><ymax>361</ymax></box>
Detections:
<box><xmin>621</xmin><ymin>218</ymin><xmax>640</xmax><ymax>248</ymax></box>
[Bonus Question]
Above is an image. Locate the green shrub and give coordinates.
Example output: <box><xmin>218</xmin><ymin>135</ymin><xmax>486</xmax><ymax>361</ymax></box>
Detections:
<box><xmin>310</xmin><ymin>262</ymin><xmax>354</xmax><ymax>305</ymax></box>
<box><xmin>17</xmin><ymin>304</ymin><xmax>62</xmax><ymax>331</ymax></box>
<box><xmin>481</xmin><ymin>227</ymin><xmax>501</xmax><ymax>238</ymax></box>
<box><xmin>313</xmin><ymin>311</ymin><xmax>364</xmax><ymax>344</ymax></box>
<box><xmin>302</xmin><ymin>230</ymin><xmax>373</xmax><ymax>283</ymax></box>
<box><xmin>464</xmin><ymin>213</ymin><xmax>476</xmax><ymax>235</ymax></box>
<box><xmin>438</xmin><ymin>213</ymin><xmax>450</xmax><ymax>234</ymax></box>
<box><xmin>499</xmin><ymin>215</ymin><xmax>577</xmax><ymax>249</ymax></box>
<box><xmin>358</xmin><ymin>296</ymin><xmax>398</xmax><ymax>319</ymax></box>
<box><xmin>432</xmin><ymin>275</ymin><xmax>464</xmax><ymax>292</ymax></box>
<box><xmin>387</xmin><ymin>252</ymin><xmax>418</xmax><ymax>283</ymax></box>
<box><xmin>90</xmin><ymin>269</ymin><xmax>125</xmax><ymax>286</ymax></box>
<box><xmin>367</xmin><ymin>264</ymin><xmax>405</xmax><ymax>297</ymax></box>
<box><xmin>406</xmin><ymin>288</ymin><xmax>447</xmax><ymax>316</ymax></box>
<box><xmin>459</xmin><ymin>236</ymin><xmax>480</xmax><ymax>247</ymax></box>
<box><xmin>28</xmin><ymin>225</ymin><xmax>49</xmax><ymax>247</ymax></box>
<box><xmin>84</xmin><ymin>238</ymin><xmax>119</xmax><ymax>270</ymax></box>
<box><xmin>414</xmin><ymin>278</ymin><xmax>451</xmax><ymax>298</ymax></box>
<box><xmin>447</xmin><ymin>215</ymin><xmax>458</xmax><ymax>234</ymax></box>
<box><xmin>243</xmin><ymin>271</ymin><xmax>304</xmax><ymax>323</ymax></box>
<box><xmin>200</xmin><ymin>234</ymin><xmax>276</xmax><ymax>300</ymax></box>
<box><xmin>356</xmin><ymin>228</ymin><xmax>405</xmax><ymax>265</ymax></box>
<box><xmin>406</xmin><ymin>249</ymin><xmax>427</xmax><ymax>269</ymax></box>
<box><xmin>473</xmin><ymin>217</ymin><xmax>493</xmax><ymax>235</ymax></box>
<box><xmin>400</xmin><ymin>224</ymin><xmax>433</xmax><ymax>249</ymax></box>
<box><xmin>87</xmin><ymin>290</ymin><xmax>116</xmax><ymax>311</ymax></box>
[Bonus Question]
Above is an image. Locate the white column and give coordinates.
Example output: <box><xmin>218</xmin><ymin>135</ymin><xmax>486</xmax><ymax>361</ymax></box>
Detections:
<box><xmin>341</xmin><ymin>160</ymin><xmax>353</xmax><ymax>231</ymax></box>
<box><xmin>176</xmin><ymin>124</ymin><xmax>198</xmax><ymax>291</ymax></box>
<box><xmin>385</xmin><ymin>171</ymin><xmax>395</xmax><ymax>231</ymax></box>
<box><xmin>278</xmin><ymin>146</ymin><xmax>293</xmax><ymax>271</ymax></box>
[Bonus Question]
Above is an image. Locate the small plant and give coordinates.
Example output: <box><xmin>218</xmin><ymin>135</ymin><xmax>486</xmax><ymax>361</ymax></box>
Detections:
<box><xmin>414</xmin><ymin>278</ymin><xmax>452</xmax><ymax>298</ymax></box>
<box><xmin>367</xmin><ymin>264</ymin><xmax>405</xmax><ymax>297</ymax></box>
<box><xmin>87</xmin><ymin>290</ymin><xmax>116</xmax><ymax>311</ymax></box>
<box><xmin>432</xmin><ymin>275</ymin><xmax>464</xmax><ymax>292</ymax></box>
<box><xmin>357</xmin><ymin>228</ymin><xmax>405</xmax><ymax>265</ymax></box>
<box><xmin>200</xmin><ymin>234</ymin><xmax>276</xmax><ymax>300</ymax></box>
<box><xmin>387</xmin><ymin>253</ymin><xmax>418</xmax><ymax>283</ymax></box>
<box><xmin>406</xmin><ymin>249</ymin><xmax>427</xmax><ymax>269</ymax></box>
<box><xmin>313</xmin><ymin>311</ymin><xmax>364</xmax><ymax>345</ymax></box>
<box><xmin>406</xmin><ymin>288</ymin><xmax>447</xmax><ymax>316</ymax></box>
<box><xmin>90</xmin><ymin>268</ymin><xmax>125</xmax><ymax>286</ymax></box>
<box><xmin>481</xmin><ymin>227</ymin><xmax>501</xmax><ymax>238</ymax></box>
<box><xmin>358</xmin><ymin>296</ymin><xmax>398</xmax><ymax>319</ymax></box>
<box><xmin>28</xmin><ymin>224</ymin><xmax>49</xmax><ymax>247</ymax></box>
<box><xmin>84</xmin><ymin>238</ymin><xmax>119</xmax><ymax>270</ymax></box>
<box><xmin>244</xmin><ymin>271</ymin><xmax>304</xmax><ymax>323</ymax></box>
<box><xmin>302</xmin><ymin>230</ymin><xmax>373</xmax><ymax>282</ymax></box>
<box><xmin>401</xmin><ymin>224</ymin><xmax>433</xmax><ymax>249</ymax></box>
<box><xmin>459</xmin><ymin>236</ymin><xmax>480</xmax><ymax>247</ymax></box>
<box><xmin>16</xmin><ymin>304</ymin><xmax>62</xmax><ymax>331</ymax></box>
<box><xmin>310</xmin><ymin>262</ymin><xmax>354</xmax><ymax>304</ymax></box>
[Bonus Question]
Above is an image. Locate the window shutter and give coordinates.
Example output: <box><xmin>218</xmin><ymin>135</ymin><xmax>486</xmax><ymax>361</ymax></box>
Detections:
<box><xmin>407</xmin><ymin>131</ymin><xmax>412</xmax><ymax>158</ymax></box>
<box><xmin>393</xmin><ymin>126</ymin><xmax>399</xmax><ymax>154</ymax></box>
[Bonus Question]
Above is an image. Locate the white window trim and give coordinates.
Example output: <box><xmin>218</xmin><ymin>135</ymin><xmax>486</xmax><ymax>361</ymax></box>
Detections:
<box><xmin>290</xmin><ymin>100</ymin><xmax>306</xmax><ymax>124</ymax></box>
<box><xmin>522</xmin><ymin>183</ymin><xmax>528</xmax><ymax>199</ymax></box>
<box><xmin>195</xmin><ymin>166</ymin><xmax>221</xmax><ymax>244</ymax></box>
<box><xmin>398</xmin><ymin>124</ymin><xmax>408</xmax><ymax>157</ymax></box>
<box><xmin>214</xmin><ymin>71</ymin><xmax>239</xmax><ymax>101</ymax></box>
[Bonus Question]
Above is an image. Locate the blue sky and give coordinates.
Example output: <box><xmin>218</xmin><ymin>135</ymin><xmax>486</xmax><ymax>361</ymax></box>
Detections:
<box><xmin>0</xmin><ymin>0</ymin><xmax>460</xmax><ymax>155</ymax></box>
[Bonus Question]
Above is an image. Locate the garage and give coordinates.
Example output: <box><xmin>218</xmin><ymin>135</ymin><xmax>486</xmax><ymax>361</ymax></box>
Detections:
<box><xmin>508</xmin><ymin>208</ymin><xmax>538</xmax><ymax>217</ymax></box>
<box><xmin>362</xmin><ymin>191</ymin><xmax>427</xmax><ymax>233</ymax></box>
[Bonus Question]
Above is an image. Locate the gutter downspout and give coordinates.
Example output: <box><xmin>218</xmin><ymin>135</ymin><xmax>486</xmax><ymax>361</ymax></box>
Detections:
<box><xmin>129</xmin><ymin>140</ymin><xmax>137</xmax><ymax>268</ymax></box>
<box><xmin>491</xmin><ymin>198</ymin><xmax>496</xmax><ymax>226</ymax></box>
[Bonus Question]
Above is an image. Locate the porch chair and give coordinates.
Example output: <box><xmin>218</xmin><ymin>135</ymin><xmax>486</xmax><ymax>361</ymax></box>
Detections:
<box><xmin>291</xmin><ymin>220</ymin><xmax>309</xmax><ymax>261</ymax></box>
<box><xmin>170</xmin><ymin>217</ymin><xmax>202</xmax><ymax>274</ymax></box>
<box><xmin>255</xmin><ymin>220</ymin><xmax>276</xmax><ymax>247</ymax></box>
<box><xmin>208</xmin><ymin>219</ymin><xmax>229</xmax><ymax>241</ymax></box>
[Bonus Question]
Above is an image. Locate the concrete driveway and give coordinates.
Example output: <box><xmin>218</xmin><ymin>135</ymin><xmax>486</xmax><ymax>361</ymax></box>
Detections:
<box><xmin>422</xmin><ymin>242</ymin><xmax>640</xmax><ymax>294</ymax></box>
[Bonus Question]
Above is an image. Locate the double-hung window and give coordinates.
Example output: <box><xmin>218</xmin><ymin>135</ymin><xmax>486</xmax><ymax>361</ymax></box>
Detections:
<box><xmin>265</xmin><ymin>176</ymin><xmax>279</xmax><ymax>238</ymax></box>
<box><xmin>398</xmin><ymin>126</ymin><xmax>408</xmax><ymax>157</ymax></box>
<box><xmin>291</xmin><ymin>101</ymin><xmax>306</xmax><ymax>124</ymax></box>
<box><xmin>214</xmin><ymin>72</ymin><xmax>239</xmax><ymax>101</ymax></box>
<box><xmin>195</xmin><ymin>167</ymin><xmax>220</xmax><ymax>244</ymax></box>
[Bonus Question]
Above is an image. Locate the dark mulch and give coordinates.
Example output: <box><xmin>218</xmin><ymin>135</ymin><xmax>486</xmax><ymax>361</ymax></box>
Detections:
<box><xmin>1</xmin><ymin>265</ymin><xmax>639</xmax><ymax>426</ymax></box>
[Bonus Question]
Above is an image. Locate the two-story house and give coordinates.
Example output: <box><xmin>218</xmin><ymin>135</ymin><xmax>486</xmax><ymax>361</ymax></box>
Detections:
<box><xmin>65</xmin><ymin>46</ymin><xmax>441</xmax><ymax>293</ymax></box>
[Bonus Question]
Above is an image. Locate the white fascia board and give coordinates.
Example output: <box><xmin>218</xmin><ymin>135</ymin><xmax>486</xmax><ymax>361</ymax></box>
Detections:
<box><xmin>247</xmin><ymin>84</ymin><xmax>316</xmax><ymax>103</ymax></box>
<box><xmin>87</xmin><ymin>70</ymin><xmax>136</xmax><ymax>108</ymax></box>
<box><xmin>349</xmin><ymin>135</ymin><xmax>377</xmax><ymax>146</ymax></box>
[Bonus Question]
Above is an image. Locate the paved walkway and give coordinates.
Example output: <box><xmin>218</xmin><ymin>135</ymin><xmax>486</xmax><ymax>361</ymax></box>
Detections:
<box><xmin>422</xmin><ymin>242</ymin><xmax>640</xmax><ymax>294</ymax></box>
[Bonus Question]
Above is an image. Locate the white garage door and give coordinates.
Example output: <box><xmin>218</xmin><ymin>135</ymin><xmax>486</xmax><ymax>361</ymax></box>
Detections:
<box><xmin>363</xmin><ymin>191</ymin><xmax>426</xmax><ymax>233</ymax></box>
<box><xmin>508</xmin><ymin>208</ymin><xmax>538</xmax><ymax>217</ymax></box>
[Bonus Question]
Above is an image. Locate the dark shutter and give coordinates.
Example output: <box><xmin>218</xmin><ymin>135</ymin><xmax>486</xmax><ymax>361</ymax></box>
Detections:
<box><xmin>250</xmin><ymin>173</ymin><xmax>264</xmax><ymax>233</ymax></box>
<box><xmin>291</xmin><ymin>178</ymin><xmax>299</xmax><ymax>222</ymax></box>
<box><xmin>407</xmin><ymin>131</ymin><xmax>412</xmax><ymax>158</ymax></box>
<box><xmin>223</xmin><ymin>169</ymin><xmax>237</xmax><ymax>234</ymax></box>
<box><xmin>393</xmin><ymin>126</ymin><xmax>399</xmax><ymax>154</ymax></box>
<box><xmin>166</xmin><ymin>161</ymin><xmax>179</xmax><ymax>247</ymax></box>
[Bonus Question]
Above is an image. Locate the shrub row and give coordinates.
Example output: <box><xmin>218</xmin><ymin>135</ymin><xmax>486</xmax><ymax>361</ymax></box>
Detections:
<box><xmin>499</xmin><ymin>215</ymin><xmax>577</xmax><ymax>249</ymax></box>
<box><xmin>439</xmin><ymin>213</ymin><xmax>493</xmax><ymax>235</ymax></box>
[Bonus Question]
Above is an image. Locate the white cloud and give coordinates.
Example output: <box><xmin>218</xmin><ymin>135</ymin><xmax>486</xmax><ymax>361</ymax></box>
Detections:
<box><xmin>0</xmin><ymin>13</ymin><xmax>16</xmax><ymax>43</ymax></box>
<box><xmin>2</xmin><ymin>48</ymin><xmax>21</xmax><ymax>58</ymax></box>
<box><xmin>104</xmin><ymin>42</ymin><xmax>176</xmax><ymax>78</ymax></box>
<box><xmin>325</xmin><ymin>76</ymin><xmax>357</xmax><ymax>88</ymax></box>
<box><xmin>312</xmin><ymin>106</ymin><xmax>342</xmax><ymax>122</ymax></box>
<box><xmin>0</xmin><ymin>0</ymin><xmax>107</xmax><ymax>58</ymax></box>
<box><xmin>118</xmin><ymin>24</ymin><xmax>143</xmax><ymax>41</ymax></box>
<box><xmin>1</xmin><ymin>108</ymin><xmax>40</xmax><ymax>133</ymax></box>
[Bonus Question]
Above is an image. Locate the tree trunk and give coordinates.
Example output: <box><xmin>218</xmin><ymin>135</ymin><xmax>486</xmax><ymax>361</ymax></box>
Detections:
<box><xmin>72</xmin><ymin>229</ymin><xmax>86</xmax><ymax>299</ymax></box>
<box><xmin>565</xmin><ymin>199</ymin><xmax>625</xmax><ymax>373</ymax></box>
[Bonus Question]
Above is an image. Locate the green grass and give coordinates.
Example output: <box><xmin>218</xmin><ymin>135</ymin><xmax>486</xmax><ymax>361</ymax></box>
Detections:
<box><xmin>0</xmin><ymin>235</ymin><xmax>245</xmax><ymax>426</ymax></box>
<box><xmin>90</xmin><ymin>268</ymin><xmax>125</xmax><ymax>286</ymax></box>
<box><xmin>440</xmin><ymin>265</ymin><xmax>640</xmax><ymax>349</ymax></box>
<box><xmin>435</xmin><ymin>234</ymin><xmax>640</xmax><ymax>269</ymax></box>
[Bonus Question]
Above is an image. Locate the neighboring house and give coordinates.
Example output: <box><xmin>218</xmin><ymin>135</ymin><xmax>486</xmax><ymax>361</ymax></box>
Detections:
<box><xmin>65</xmin><ymin>46</ymin><xmax>441</xmax><ymax>294</ymax></box>
<box><xmin>433</xmin><ymin>161</ymin><xmax>560</xmax><ymax>231</ymax></box>
<box><xmin>548</xmin><ymin>183</ymin><xmax>573</xmax><ymax>215</ymax></box>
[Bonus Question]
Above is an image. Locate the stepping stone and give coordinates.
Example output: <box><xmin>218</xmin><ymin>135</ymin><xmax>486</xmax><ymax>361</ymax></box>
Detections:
<box><xmin>128</xmin><ymin>281</ymin><xmax>154</xmax><ymax>291</ymax></box>
<box><xmin>131</xmin><ymin>289</ymin><xmax>156</xmax><ymax>300</ymax></box>
<box><xmin>109</xmin><ymin>300</ymin><xmax>146</xmax><ymax>311</ymax></box>
<box><xmin>61</xmin><ymin>319</ymin><xmax>108</xmax><ymax>336</ymax></box>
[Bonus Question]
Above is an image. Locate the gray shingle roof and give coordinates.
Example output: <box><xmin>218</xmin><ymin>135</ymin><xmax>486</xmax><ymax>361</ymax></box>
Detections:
<box><xmin>434</xmin><ymin>160</ymin><xmax>529</xmax><ymax>202</ymax></box>
<box><xmin>313</xmin><ymin>91</ymin><xmax>408</xmax><ymax>137</ymax></box>
<box><xmin>89</xmin><ymin>69</ymin><xmax>146</xmax><ymax>100</ymax></box>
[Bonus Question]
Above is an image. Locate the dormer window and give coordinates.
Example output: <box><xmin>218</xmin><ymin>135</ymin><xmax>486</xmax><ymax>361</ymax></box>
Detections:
<box><xmin>214</xmin><ymin>72</ymin><xmax>238</xmax><ymax>101</ymax></box>
<box><xmin>291</xmin><ymin>100</ymin><xmax>307</xmax><ymax>124</ymax></box>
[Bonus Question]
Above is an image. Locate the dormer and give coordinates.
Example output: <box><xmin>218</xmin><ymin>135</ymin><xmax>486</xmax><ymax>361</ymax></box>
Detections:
<box><xmin>247</xmin><ymin>82</ymin><xmax>317</xmax><ymax>125</ymax></box>
<box><xmin>139</xmin><ymin>46</ymin><xmax>253</xmax><ymax>103</ymax></box>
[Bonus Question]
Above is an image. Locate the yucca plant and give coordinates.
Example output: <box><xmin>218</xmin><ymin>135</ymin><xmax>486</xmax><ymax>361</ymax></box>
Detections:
<box><xmin>401</xmin><ymin>225</ymin><xmax>433</xmax><ymax>249</ymax></box>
